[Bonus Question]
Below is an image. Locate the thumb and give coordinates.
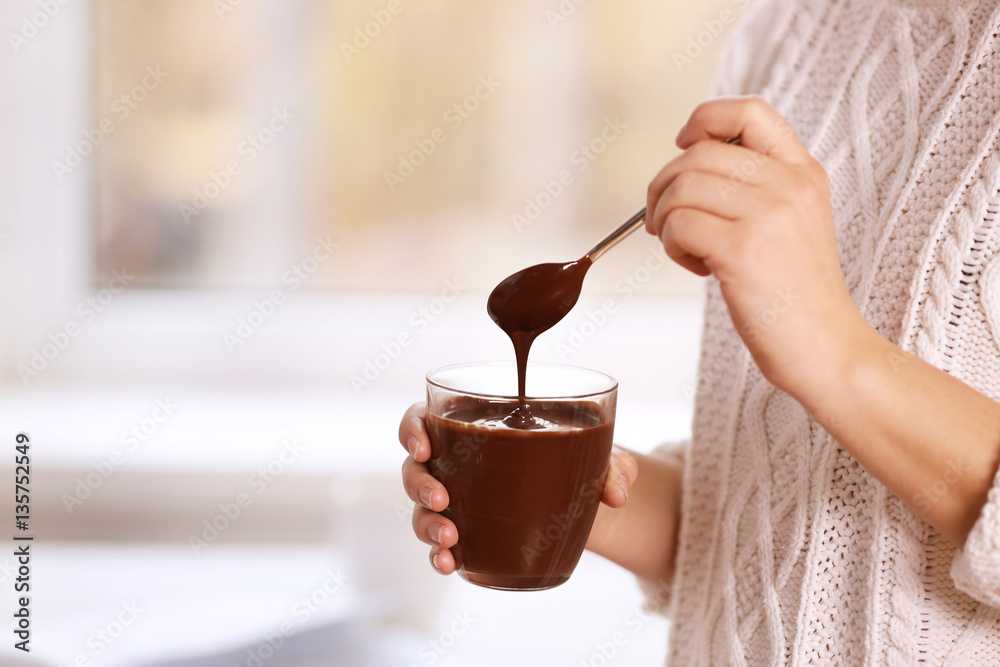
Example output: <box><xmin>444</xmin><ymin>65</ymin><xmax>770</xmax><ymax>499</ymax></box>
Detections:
<box><xmin>676</xmin><ymin>95</ymin><xmax>810</xmax><ymax>165</ymax></box>
<box><xmin>602</xmin><ymin>446</ymin><xmax>638</xmax><ymax>508</ymax></box>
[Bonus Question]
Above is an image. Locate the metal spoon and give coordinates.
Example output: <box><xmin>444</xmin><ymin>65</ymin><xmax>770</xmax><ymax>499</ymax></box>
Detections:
<box><xmin>486</xmin><ymin>205</ymin><xmax>652</xmax><ymax>339</ymax></box>
<box><xmin>584</xmin><ymin>206</ymin><xmax>649</xmax><ymax>263</ymax></box>
<box><xmin>487</xmin><ymin>136</ymin><xmax>741</xmax><ymax>424</ymax></box>
<box><xmin>586</xmin><ymin>136</ymin><xmax>741</xmax><ymax>262</ymax></box>
<box><xmin>485</xmin><ymin>206</ymin><xmax>652</xmax><ymax>426</ymax></box>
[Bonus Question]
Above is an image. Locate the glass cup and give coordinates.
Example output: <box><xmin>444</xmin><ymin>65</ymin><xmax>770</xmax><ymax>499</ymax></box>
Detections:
<box><xmin>425</xmin><ymin>362</ymin><xmax>617</xmax><ymax>591</ymax></box>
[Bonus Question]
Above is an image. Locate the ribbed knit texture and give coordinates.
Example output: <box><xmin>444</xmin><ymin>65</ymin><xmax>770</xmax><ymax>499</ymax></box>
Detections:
<box><xmin>663</xmin><ymin>0</ymin><xmax>1000</xmax><ymax>664</ymax></box>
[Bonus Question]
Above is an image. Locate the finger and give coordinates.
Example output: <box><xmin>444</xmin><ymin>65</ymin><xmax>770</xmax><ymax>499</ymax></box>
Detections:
<box><xmin>430</xmin><ymin>547</ymin><xmax>457</xmax><ymax>575</ymax></box>
<box><xmin>676</xmin><ymin>96</ymin><xmax>811</xmax><ymax>165</ymax></box>
<box><xmin>667</xmin><ymin>249</ymin><xmax>712</xmax><ymax>277</ymax></box>
<box><xmin>411</xmin><ymin>505</ymin><xmax>459</xmax><ymax>548</ymax></box>
<box><xmin>398</xmin><ymin>402</ymin><xmax>431</xmax><ymax>462</ymax></box>
<box><xmin>648</xmin><ymin>170</ymin><xmax>767</xmax><ymax>240</ymax></box>
<box><xmin>646</xmin><ymin>141</ymin><xmax>766</xmax><ymax>234</ymax></box>
<box><xmin>401</xmin><ymin>456</ymin><xmax>449</xmax><ymax>512</ymax></box>
<box><xmin>601</xmin><ymin>447</ymin><xmax>639</xmax><ymax>509</ymax></box>
<box><xmin>658</xmin><ymin>207</ymin><xmax>734</xmax><ymax>276</ymax></box>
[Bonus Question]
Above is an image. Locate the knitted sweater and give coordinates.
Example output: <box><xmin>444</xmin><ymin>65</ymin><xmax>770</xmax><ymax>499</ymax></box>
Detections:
<box><xmin>663</xmin><ymin>0</ymin><xmax>1000</xmax><ymax>664</ymax></box>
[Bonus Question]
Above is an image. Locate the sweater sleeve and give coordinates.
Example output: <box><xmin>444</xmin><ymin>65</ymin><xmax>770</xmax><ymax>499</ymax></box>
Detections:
<box><xmin>951</xmin><ymin>455</ymin><xmax>1000</xmax><ymax>608</ymax></box>
<box><xmin>950</xmin><ymin>250</ymin><xmax>1000</xmax><ymax>606</ymax></box>
<box><xmin>636</xmin><ymin>438</ymin><xmax>688</xmax><ymax>616</ymax></box>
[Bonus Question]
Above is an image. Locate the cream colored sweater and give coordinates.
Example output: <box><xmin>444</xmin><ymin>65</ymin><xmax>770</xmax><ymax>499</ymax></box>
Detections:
<box><xmin>664</xmin><ymin>0</ymin><xmax>1000</xmax><ymax>664</ymax></box>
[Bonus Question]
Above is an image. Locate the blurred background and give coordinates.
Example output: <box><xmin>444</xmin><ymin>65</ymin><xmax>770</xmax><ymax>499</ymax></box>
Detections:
<box><xmin>0</xmin><ymin>0</ymin><xmax>752</xmax><ymax>664</ymax></box>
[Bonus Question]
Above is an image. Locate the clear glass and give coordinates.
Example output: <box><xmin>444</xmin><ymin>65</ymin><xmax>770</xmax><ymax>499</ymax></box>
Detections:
<box><xmin>425</xmin><ymin>362</ymin><xmax>617</xmax><ymax>591</ymax></box>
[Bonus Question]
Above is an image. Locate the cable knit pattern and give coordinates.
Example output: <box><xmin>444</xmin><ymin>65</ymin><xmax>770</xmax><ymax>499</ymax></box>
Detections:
<box><xmin>659</xmin><ymin>0</ymin><xmax>1000</xmax><ymax>664</ymax></box>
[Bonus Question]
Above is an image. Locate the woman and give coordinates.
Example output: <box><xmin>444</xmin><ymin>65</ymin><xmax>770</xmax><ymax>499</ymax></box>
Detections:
<box><xmin>400</xmin><ymin>0</ymin><xmax>1000</xmax><ymax>662</ymax></box>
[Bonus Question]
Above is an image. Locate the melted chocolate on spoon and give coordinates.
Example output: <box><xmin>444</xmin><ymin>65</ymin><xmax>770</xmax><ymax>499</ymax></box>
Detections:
<box><xmin>486</xmin><ymin>144</ymin><xmax>740</xmax><ymax>429</ymax></box>
<box><xmin>487</xmin><ymin>258</ymin><xmax>592</xmax><ymax>429</ymax></box>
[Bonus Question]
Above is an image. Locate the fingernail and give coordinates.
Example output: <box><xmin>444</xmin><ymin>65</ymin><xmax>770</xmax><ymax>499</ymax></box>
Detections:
<box><xmin>618</xmin><ymin>474</ymin><xmax>629</xmax><ymax>502</ymax></box>
<box><xmin>430</xmin><ymin>524</ymin><xmax>443</xmax><ymax>545</ymax></box>
<box><xmin>406</xmin><ymin>436</ymin><xmax>418</xmax><ymax>458</ymax></box>
<box><xmin>432</xmin><ymin>552</ymin><xmax>441</xmax><ymax>572</ymax></box>
<box><xmin>419</xmin><ymin>486</ymin><xmax>433</xmax><ymax>508</ymax></box>
<box><xmin>675</xmin><ymin>123</ymin><xmax>687</xmax><ymax>144</ymax></box>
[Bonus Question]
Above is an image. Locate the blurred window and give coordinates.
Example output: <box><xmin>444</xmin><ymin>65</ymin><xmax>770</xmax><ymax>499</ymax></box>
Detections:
<box><xmin>94</xmin><ymin>0</ymin><xmax>749</xmax><ymax>295</ymax></box>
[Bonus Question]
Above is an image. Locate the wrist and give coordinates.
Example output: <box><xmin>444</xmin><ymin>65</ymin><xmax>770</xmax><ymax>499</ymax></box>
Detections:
<box><xmin>586</xmin><ymin>503</ymin><xmax>616</xmax><ymax>555</ymax></box>
<box><xmin>585</xmin><ymin>451</ymin><xmax>684</xmax><ymax>581</ymax></box>
<box><xmin>776</xmin><ymin>299</ymin><xmax>881</xmax><ymax>415</ymax></box>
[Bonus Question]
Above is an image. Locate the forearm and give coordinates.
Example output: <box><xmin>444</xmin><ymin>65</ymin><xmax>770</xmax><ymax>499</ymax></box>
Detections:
<box><xmin>586</xmin><ymin>448</ymin><xmax>683</xmax><ymax>582</ymax></box>
<box><xmin>792</xmin><ymin>317</ymin><xmax>1000</xmax><ymax>547</ymax></box>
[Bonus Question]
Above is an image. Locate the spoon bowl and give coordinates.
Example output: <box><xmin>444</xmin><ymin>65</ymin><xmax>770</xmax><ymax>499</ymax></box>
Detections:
<box><xmin>486</xmin><ymin>136</ymin><xmax>740</xmax><ymax>429</ymax></box>
<box><xmin>486</xmin><ymin>259</ymin><xmax>592</xmax><ymax>336</ymax></box>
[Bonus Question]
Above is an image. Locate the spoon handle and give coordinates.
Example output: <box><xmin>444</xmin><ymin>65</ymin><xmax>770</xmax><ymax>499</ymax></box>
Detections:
<box><xmin>584</xmin><ymin>207</ymin><xmax>648</xmax><ymax>262</ymax></box>
<box><xmin>584</xmin><ymin>137</ymin><xmax>740</xmax><ymax>263</ymax></box>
